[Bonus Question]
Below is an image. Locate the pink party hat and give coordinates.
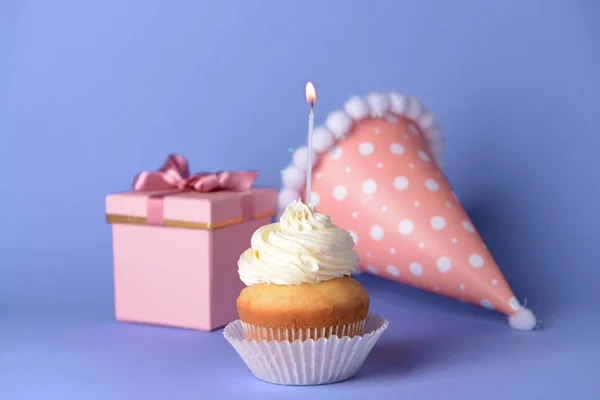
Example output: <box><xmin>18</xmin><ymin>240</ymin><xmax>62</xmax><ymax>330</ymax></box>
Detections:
<box><xmin>279</xmin><ymin>92</ymin><xmax>537</xmax><ymax>331</ymax></box>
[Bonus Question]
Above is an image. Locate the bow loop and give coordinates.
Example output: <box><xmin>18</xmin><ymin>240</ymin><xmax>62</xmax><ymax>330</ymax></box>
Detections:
<box><xmin>158</xmin><ymin>153</ymin><xmax>189</xmax><ymax>178</ymax></box>
<box><xmin>216</xmin><ymin>170</ymin><xmax>259</xmax><ymax>191</ymax></box>
<box><xmin>186</xmin><ymin>172</ymin><xmax>220</xmax><ymax>192</ymax></box>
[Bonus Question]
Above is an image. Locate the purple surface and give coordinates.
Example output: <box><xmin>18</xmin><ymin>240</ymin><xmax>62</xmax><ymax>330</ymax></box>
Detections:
<box><xmin>2</xmin><ymin>0</ymin><xmax>600</xmax><ymax>398</ymax></box>
<box><xmin>2</xmin><ymin>274</ymin><xmax>599</xmax><ymax>399</ymax></box>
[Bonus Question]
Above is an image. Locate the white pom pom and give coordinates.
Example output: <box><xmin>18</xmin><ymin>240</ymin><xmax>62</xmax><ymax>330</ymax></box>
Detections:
<box><xmin>425</xmin><ymin>126</ymin><xmax>443</xmax><ymax>153</ymax></box>
<box><xmin>406</xmin><ymin>96</ymin><xmax>423</xmax><ymax>119</ymax></box>
<box><xmin>325</xmin><ymin>110</ymin><xmax>353</xmax><ymax>138</ymax></box>
<box><xmin>311</xmin><ymin>127</ymin><xmax>335</xmax><ymax>153</ymax></box>
<box><xmin>281</xmin><ymin>165</ymin><xmax>305</xmax><ymax>190</ymax></box>
<box><xmin>278</xmin><ymin>188</ymin><xmax>300</xmax><ymax>209</ymax></box>
<box><xmin>292</xmin><ymin>146</ymin><xmax>317</xmax><ymax>170</ymax></box>
<box><xmin>508</xmin><ymin>307</ymin><xmax>537</xmax><ymax>331</ymax></box>
<box><xmin>429</xmin><ymin>141</ymin><xmax>445</xmax><ymax>157</ymax></box>
<box><xmin>417</xmin><ymin>109</ymin><xmax>435</xmax><ymax>131</ymax></box>
<box><xmin>344</xmin><ymin>97</ymin><xmax>369</xmax><ymax>120</ymax></box>
<box><xmin>366</xmin><ymin>92</ymin><xmax>389</xmax><ymax>116</ymax></box>
<box><xmin>388</xmin><ymin>92</ymin><xmax>408</xmax><ymax>115</ymax></box>
<box><xmin>425</xmin><ymin>125</ymin><xmax>441</xmax><ymax>142</ymax></box>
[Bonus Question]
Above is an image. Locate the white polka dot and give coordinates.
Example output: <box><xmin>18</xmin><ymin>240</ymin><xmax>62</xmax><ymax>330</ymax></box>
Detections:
<box><xmin>414</xmin><ymin>201</ymin><xmax>420</xmax><ymax>207</ymax></box>
<box><xmin>390</xmin><ymin>143</ymin><xmax>404</xmax><ymax>154</ymax></box>
<box><xmin>451</xmin><ymin>237</ymin><xmax>458</xmax><ymax>244</ymax></box>
<box><xmin>376</xmin><ymin>162</ymin><xmax>384</xmax><ymax>168</ymax></box>
<box><xmin>445</xmin><ymin>202</ymin><xmax>452</xmax><ymax>208</ymax></box>
<box><xmin>418</xmin><ymin>242</ymin><xmax>425</xmax><ymax>248</ymax></box>
<box><xmin>409</xmin><ymin>163</ymin><xmax>415</xmax><ymax>168</ymax></box>
<box><xmin>418</xmin><ymin>151</ymin><xmax>431</xmax><ymax>162</ymax></box>
<box><xmin>480</xmin><ymin>299</ymin><xmax>494</xmax><ymax>310</ymax></box>
<box><xmin>409</xmin><ymin>125</ymin><xmax>419</xmax><ymax>135</ymax></box>
<box><xmin>483</xmin><ymin>244</ymin><xmax>487</xmax><ymax>249</ymax></box>
<box><xmin>386</xmin><ymin>265</ymin><xmax>399</xmax><ymax>276</ymax></box>
<box><xmin>333</xmin><ymin>185</ymin><xmax>347</xmax><ymax>200</ymax></box>
<box><xmin>452</xmin><ymin>192</ymin><xmax>459</xmax><ymax>200</ymax></box>
<box><xmin>366</xmin><ymin>265</ymin><xmax>379</xmax><ymax>274</ymax></box>
<box><xmin>374</xmin><ymin>128</ymin><xmax>381</xmax><ymax>134</ymax></box>
<box><xmin>398</xmin><ymin>219</ymin><xmax>414</xmax><ymax>235</ymax></box>
<box><xmin>365</xmin><ymin>252</ymin><xmax>372</xmax><ymax>257</ymax></box>
<box><xmin>315</xmin><ymin>173</ymin><xmax>321</xmax><ymax>180</ymax></box>
<box><xmin>393</xmin><ymin>176</ymin><xmax>409</xmax><ymax>190</ymax></box>
<box><xmin>381</xmin><ymin>205</ymin><xmax>388</xmax><ymax>212</ymax></box>
<box><xmin>460</xmin><ymin>284</ymin><xmax>465</xmax><ymax>290</ymax></box>
<box><xmin>362</xmin><ymin>179</ymin><xmax>377</xmax><ymax>195</ymax></box>
<box><xmin>425</xmin><ymin>179</ymin><xmax>439</xmax><ymax>191</ymax></box>
<box><xmin>469</xmin><ymin>254</ymin><xmax>484</xmax><ymax>268</ymax></box>
<box><xmin>491</xmin><ymin>279</ymin><xmax>498</xmax><ymax>286</ymax></box>
<box><xmin>309</xmin><ymin>192</ymin><xmax>320</xmax><ymax>206</ymax></box>
<box><xmin>370</xmin><ymin>225</ymin><xmax>384</xmax><ymax>240</ymax></box>
<box><xmin>430</xmin><ymin>216</ymin><xmax>446</xmax><ymax>230</ymax></box>
<box><xmin>345</xmin><ymin>166</ymin><xmax>352</xmax><ymax>172</ymax></box>
<box><xmin>436</xmin><ymin>257</ymin><xmax>451</xmax><ymax>273</ymax></box>
<box><xmin>462</xmin><ymin>220</ymin><xmax>475</xmax><ymax>232</ymax></box>
<box><xmin>328</xmin><ymin>146</ymin><xmax>343</xmax><ymax>160</ymax></box>
<box><xmin>352</xmin><ymin>212</ymin><xmax>358</xmax><ymax>218</ymax></box>
<box><xmin>358</xmin><ymin>142</ymin><xmax>374</xmax><ymax>155</ymax></box>
<box><xmin>390</xmin><ymin>248</ymin><xmax>396</xmax><ymax>254</ymax></box>
<box><xmin>348</xmin><ymin>231</ymin><xmax>358</xmax><ymax>244</ymax></box>
<box><xmin>409</xmin><ymin>262</ymin><xmax>422</xmax><ymax>276</ymax></box>
<box><xmin>509</xmin><ymin>297</ymin><xmax>521</xmax><ymax>311</ymax></box>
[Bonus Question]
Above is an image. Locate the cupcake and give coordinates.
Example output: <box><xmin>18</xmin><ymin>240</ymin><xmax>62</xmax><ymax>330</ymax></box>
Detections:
<box><xmin>224</xmin><ymin>199</ymin><xmax>388</xmax><ymax>386</ymax></box>
<box><xmin>236</xmin><ymin>199</ymin><xmax>369</xmax><ymax>341</ymax></box>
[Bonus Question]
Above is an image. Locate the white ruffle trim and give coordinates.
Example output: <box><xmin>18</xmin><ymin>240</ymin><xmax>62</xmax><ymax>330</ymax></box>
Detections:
<box><xmin>279</xmin><ymin>92</ymin><xmax>444</xmax><ymax>209</ymax></box>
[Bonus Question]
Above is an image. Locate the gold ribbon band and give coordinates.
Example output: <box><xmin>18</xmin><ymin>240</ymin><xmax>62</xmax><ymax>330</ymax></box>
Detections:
<box><xmin>106</xmin><ymin>210</ymin><xmax>276</xmax><ymax>230</ymax></box>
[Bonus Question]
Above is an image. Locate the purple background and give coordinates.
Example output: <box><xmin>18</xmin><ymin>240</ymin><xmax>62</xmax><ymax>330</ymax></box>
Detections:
<box><xmin>1</xmin><ymin>0</ymin><xmax>599</xmax><ymax>398</ymax></box>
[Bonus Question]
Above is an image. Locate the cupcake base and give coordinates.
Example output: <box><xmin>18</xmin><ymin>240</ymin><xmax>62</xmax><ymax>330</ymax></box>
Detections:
<box><xmin>242</xmin><ymin>319</ymin><xmax>365</xmax><ymax>341</ymax></box>
<box><xmin>236</xmin><ymin>276</ymin><xmax>370</xmax><ymax>336</ymax></box>
<box><xmin>224</xmin><ymin>313</ymin><xmax>389</xmax><ymax>386</ymax></box>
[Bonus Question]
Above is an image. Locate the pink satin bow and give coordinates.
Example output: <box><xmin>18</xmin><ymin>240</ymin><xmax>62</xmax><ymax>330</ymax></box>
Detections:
<box><xmin>132</xmin><ymin>154</ymin><xmax>258</xmax><ymax>192</ymax></box>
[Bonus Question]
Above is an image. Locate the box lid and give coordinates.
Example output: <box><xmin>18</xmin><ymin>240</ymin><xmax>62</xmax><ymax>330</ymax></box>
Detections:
<box><xmin>106</xmin><ymin>187</ymin><xmax>277</xmax><ymax>229</ymax></box>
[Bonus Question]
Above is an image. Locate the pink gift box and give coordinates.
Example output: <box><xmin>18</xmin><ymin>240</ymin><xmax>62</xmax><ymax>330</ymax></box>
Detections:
<box><xmin>105</xmin><ymin>156</ymin><xmax>277</xmax><ymax>331</ymax></box>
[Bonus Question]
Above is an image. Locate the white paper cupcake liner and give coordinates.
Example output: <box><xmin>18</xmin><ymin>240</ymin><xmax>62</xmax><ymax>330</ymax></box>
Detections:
<box><xmin>224</xmin><ymin>313</ymin><xmax>389</xmax><ymax>386</ymax></box>
<box><xmin>241</xmin><ymin>319</ymin><xmax>366</xmax><ymax>342</ymax></box>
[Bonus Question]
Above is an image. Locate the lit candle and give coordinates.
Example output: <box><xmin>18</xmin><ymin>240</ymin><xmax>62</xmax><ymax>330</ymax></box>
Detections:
<box><xmin>305</xmin><ymin>81</ymin><xmax>316</xmax><ymax>205</ymax></box>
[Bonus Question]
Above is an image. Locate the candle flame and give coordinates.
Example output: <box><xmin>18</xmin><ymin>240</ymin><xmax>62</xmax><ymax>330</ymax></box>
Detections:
<box><xmin>305</xmin><ymin>81</ymin><xmax>316</xmax><ymax>105</ymax></box>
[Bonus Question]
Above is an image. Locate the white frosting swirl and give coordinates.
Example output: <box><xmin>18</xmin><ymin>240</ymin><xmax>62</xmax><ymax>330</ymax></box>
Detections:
<box><xmin>238</xmin><ymin>200</ymin><xmax>358</xmax><ymax>286</ymax></box>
